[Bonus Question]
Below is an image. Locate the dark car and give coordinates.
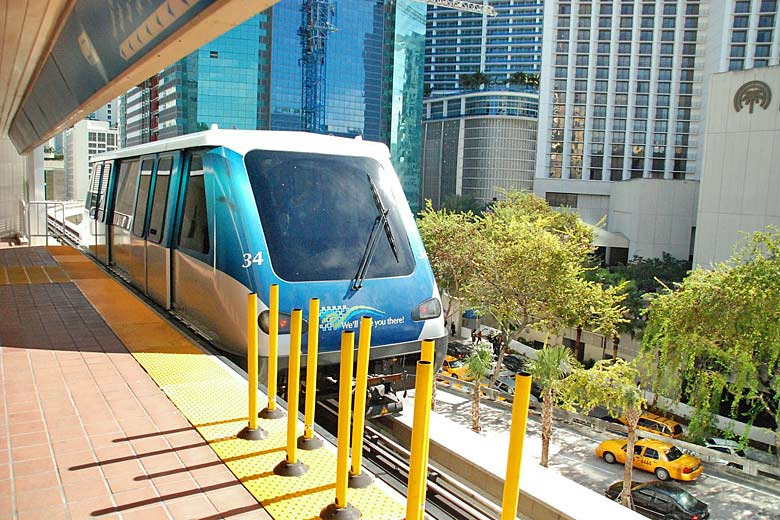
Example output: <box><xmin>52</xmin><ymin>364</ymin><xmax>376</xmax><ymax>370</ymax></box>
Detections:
<box><xmin>446</xmin><ymin>342</ymin><xmax>473</xmax><ymax>359</ymax></box>
<box><xmin>501</xmin><ymin>354</ymin><xmax>527</xmax><ymax>373</ymax></box>
<box><xmin>605</xmin><ymin>480</ymin><xmax>709</xmax><ymax>520</ymax></box>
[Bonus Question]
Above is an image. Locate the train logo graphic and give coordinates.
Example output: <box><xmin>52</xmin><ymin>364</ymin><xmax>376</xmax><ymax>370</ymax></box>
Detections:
<box><xmin>320</xmin><ymin>305</ymin><xmax>386</xmax><ymax>331</ymax></box>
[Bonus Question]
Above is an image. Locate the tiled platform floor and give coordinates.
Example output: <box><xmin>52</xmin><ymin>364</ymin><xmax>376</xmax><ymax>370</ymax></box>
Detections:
<box><xmin>0</xmin><ymin>247</ymin><xmax>269</xmax><ymax>519</ymax></box>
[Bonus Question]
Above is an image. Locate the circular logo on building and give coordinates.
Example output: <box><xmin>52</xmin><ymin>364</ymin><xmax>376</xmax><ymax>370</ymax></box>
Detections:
<box><xmin>733</xmin><ymin>80</ymin><xmax>772</xmax><ymax>113</ymax></box>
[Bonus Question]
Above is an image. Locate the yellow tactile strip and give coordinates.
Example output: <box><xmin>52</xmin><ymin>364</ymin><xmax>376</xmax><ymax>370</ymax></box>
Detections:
<box><xmin>0</xmin><ymin>265</ymin><xmax>70</xmax><ymax>284</ymax></box>
<box><xmin>67</xmin><ymin>256</ymin><xmax>405</xmax><ymax>520</ymax></box>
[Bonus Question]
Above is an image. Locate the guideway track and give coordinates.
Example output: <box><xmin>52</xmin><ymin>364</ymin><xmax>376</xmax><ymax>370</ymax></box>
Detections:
<box><xmin>317</xmin><ymin>399</ymin><xmax>501</xmax><ymax>520</ymax></box>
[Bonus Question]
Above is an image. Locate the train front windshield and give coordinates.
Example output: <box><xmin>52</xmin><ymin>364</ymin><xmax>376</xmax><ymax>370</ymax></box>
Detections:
<box><xmin>245</xmin><ymin>150</ymin><xmax>415</xmax><ymax>282</ymax></box>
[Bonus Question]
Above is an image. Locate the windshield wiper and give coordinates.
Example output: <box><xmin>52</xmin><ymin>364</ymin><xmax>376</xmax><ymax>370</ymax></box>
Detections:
<box><xmin>352</xmin><ymin>175</ymin><xmax>399</xmax><ymax>291</ymax></box>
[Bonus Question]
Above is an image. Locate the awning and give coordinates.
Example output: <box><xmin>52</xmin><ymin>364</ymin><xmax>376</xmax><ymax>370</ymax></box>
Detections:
<box><xmin>589</xmin><ymin>225</ymin><xmax>629</xmax><ymax>249</ymax></box>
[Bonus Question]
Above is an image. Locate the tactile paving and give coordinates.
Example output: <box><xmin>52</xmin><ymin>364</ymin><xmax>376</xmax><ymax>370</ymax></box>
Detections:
<box><xmin>66</xmin><ymin>247</ymin><xmax>406</xmax><ymax>520</ymax></box>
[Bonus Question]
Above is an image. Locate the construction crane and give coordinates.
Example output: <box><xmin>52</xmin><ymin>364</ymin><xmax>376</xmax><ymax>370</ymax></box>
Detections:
<box><xmin>299</xmin><ymin>0</ymin><xmax>336</xmax><ymax>133</ymax></box>
<box><xmin>413</xmin><ymin>0</ymin><xmax>496</xmax><ymax>16</ymax></box>
<box><xmin>297</xmin><ymin>0</ymin><xmax>494</xmax><ymax>134</ymax></box>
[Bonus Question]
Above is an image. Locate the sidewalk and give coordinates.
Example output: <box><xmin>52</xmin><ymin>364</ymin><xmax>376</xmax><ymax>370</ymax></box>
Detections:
<box><xmin>0</xmin><ymin>251</ymin><xmax>263</xmax><ymax>519</ymax></box>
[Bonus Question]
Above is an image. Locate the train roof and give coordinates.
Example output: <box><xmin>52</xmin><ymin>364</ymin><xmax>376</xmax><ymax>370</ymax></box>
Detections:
<box><xmin>90</xmin><ymin>129</ymin><xmax>391</xmax><ymax>163</ymax></box>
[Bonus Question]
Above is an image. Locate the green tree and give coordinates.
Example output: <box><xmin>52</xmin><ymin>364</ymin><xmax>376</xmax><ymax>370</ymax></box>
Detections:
<box><xmin>463</xmin><ymin>192</ymin><xmax>626</xmax><ymax>388</ymax></box>
<box><xmin>440</xmin><ymin>194</ymin><xmax>485</xmax><ymax>215</ymax></box>
<box><xmin>417</xmin><ymin>200</ymin><xmax>482</xmax><ymax>327</ymax></box>
<box><xmin>459</xmin><ymin>71</ymin><xmax>490</xmax><ymax>90</ymax></box>
<box><xmin>509</xmin><ymin>71</ymin><xmax>540</xmax><ymax>89</ymax></box>
<box><xmin>559</xmin><ymin>359</ymin><xmax>646</xmax><ymax>508</ymax></box>
<box><xmin>525</xmin><ymin>345</ymin><xmax>578</xmax><ymax>467</ymax></box>
<box><xmin>465</xmin><ymin>342</ymin><xmax>494</xmax><ymax>432</ymax></box>
<box><xmin>642</xmin><ymin>229</ymin><xmax>780</xmax><ymax>457</ymax></box>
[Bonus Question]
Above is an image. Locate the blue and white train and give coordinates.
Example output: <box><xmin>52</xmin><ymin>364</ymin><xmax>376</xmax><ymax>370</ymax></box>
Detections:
<box><xmin>83</xmin><ymin>128</ymin><xmax>446</xmax><ymax>383</ymax></box>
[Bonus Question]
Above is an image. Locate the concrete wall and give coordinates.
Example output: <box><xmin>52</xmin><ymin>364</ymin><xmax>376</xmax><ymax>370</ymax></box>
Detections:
<box><xmin>534</xmin><ymin>177</ymin><xmax>699</xmax><ymax>261</ymax></box>
<box><xmin>609</xmin><ymin>178</ymin><xmax>699</xmax><ymax>260</ymax></box>
<box><xmin>694</xmin><ymin>65</ymin><xmax>780</xmax><ymax>268</ymax></box>
<box><xmin>0</xmin><ymin>137</ymin><xmax>39</xmax><ymax>239</ymax></box>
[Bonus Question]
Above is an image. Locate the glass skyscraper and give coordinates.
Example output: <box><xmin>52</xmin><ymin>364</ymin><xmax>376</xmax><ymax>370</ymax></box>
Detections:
<box><xmin>121</xmin><ymin>1</ymin><xmax>426</xmax><ymax>209</ymax></box>
<box><xmin>424</xmin><ymin>0</ymin><xmax>544</xmax><ymax>94</ymax></box>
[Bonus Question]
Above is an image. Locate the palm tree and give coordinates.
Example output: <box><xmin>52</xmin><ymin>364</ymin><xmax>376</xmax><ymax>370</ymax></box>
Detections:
<box><xmin>465</xmin><ymin>342</ymin><xmax>494</xmax><ymax>432</ymax></box>
<box><xmin>460</xmin><ymin>72</ymin><xmax>490</xmax><ymax>91</ymax></box>
<box><xmin>525</xmin><ymin>345</ymin><xmax>578</xmax><ymax>467</ymax></box>
<box><xmin>618</xmin><ymin>387</ymin><xmax>643</xmax><ymax>509</ymax></box>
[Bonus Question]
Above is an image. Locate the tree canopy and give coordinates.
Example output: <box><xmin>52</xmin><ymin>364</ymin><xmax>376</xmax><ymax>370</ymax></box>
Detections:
<box><xmin>461</xmin><ymin>192</ymin><xmax>627</xmax><ymax>384</ymax></box>
<box><xmin>641</xmin><ymin>228</ymin><xmax>780</xmax><ymax>456</ymax></box>
<box><xmin>417</xmin><ymin>200</ymin><xmax>482</xmax><ymax>322</ymax></box>
<box><xmin>558</xmin><ymin>359</ymin><xmax>646</xmax><ymax>507</ymax></box>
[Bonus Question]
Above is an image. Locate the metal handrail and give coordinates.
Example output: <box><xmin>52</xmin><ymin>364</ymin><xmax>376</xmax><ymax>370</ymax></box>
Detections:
<box><xmin>26</xmin><ymin>200</ymin><xmax>67</xmax><ymax>246</ymax></box>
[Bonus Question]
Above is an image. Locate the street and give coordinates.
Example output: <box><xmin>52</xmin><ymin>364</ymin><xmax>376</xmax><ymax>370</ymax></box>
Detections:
<box><xmin>429</xmin><ymin>386</ymin><xmax>780</xmax><ymax>519</ymax></box>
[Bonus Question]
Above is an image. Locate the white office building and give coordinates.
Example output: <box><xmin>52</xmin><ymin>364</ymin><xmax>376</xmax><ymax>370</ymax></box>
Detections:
<box><xmin>63</xmin><ymin>120</ymin><xmax>118</xmax><ymax>201</ymax></box>
<box><xmin>535</xmin><ymin>0</ymin><xmax>780</xmax><ymax>263</ymax></box>
<box><xmin>695</xmin><ymin>65</ymin><xmax>780</xmax><ymax>267</ymax></box>
<box><xmin>421</xmin><ymin>90</ymin><xmax>539</xmax><ymax>208</ymax></box>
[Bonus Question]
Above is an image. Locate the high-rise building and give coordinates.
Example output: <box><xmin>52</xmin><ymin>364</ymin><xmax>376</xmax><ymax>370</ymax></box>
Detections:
<box><xmin>534</xmin><ymin>0</ymin><xmax>780</xmax><ymax>264</ymax></box>
<box><xmin>89</xmin><ymin>98</ymin><xmax>120</xmax><ymax>128</ymax></box>
<box><xmin>424</xmin><ymin>1</ymin><xmax>544</xmax><ymax>94</ymax></box>
<box><xmin>421</xmin><ymin>91</ymin><xmax>539</xmax><ymax>208</ymax></box>
<box><xmin>63</xmin><ymin>120</ymin><xmax>118</xmax><ymax>201</ymax></box>
<box><xmin>120</xmin><ymin>1</ymin><xmax>426</xmax><ymax>209</ymax></box>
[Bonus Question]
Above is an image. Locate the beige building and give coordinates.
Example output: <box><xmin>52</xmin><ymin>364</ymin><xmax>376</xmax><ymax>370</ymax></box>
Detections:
<box><xmin>694</xmin><ymin>65</ymin><xmax>780</xmax><ymax>267</ymax></box>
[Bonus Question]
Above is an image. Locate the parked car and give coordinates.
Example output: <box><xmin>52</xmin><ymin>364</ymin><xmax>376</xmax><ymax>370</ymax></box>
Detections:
<box><xmin>620</xmin><ymin>412</ymin><xmax>685</xmax><ymax>439</ymax></box>
<box><xmin>446</xmin><ymin>342</ymin><xmax>473</xmax><ymax>359</ymax></box>
<box><xmin>501</xmin><ymin>354</ymin><xmax>527</xmax><ymax>373</ymax></box>
<box><xmin>441</xmin><ymin>355</ymin><xmax>474</xmax><ymax>381</ymax></box>
<box><xmin>490</xmin><ymin>374</ymin><xmax>539</xmax><ymax>404</ymax></box>
<box><xmin>605</xmin><ymin>480</ymin><xmax>710</xmax><ymax>519</ymax></box>
<box><xmin>595</xmin><ymin>438</ymin><xmax>704</xmax><ymax>481</ymax></box>
<box><xmin>703</xmin><ymin>437</ymin><xmax>778</xmax><ymax>466</ymax></box>
<box><xmin>702</xmin><ymin>437</ymin><xmax>745</xmax><ymax>465</ymax></box>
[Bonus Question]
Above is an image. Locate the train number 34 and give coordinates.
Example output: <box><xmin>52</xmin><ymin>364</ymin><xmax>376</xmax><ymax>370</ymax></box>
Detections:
<box><xmin>242</xmin><ymin>252</ymin><xmax>264</xmax><ymax>268</ymax></box>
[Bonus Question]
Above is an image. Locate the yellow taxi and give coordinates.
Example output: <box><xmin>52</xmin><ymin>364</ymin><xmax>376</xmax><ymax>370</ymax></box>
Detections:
<box><xmin>595</xmin><ymin>438</ymin><xmax>704</xmax><ymax>482</ymax></box>
<box><xmin>620</xmin><ymin>412</ymin><xmax>685</xmax><ymax>439</ymax></box>
<box><xmin>440</xmin><ymin>355</ymin><xmax>475</xmax><ymax>381</ymax></box>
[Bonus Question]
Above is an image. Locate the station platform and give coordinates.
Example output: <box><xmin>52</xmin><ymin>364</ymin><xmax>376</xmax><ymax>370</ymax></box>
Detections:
<box><xmin>0</xmin><ymin>246</ymin><xmax>403</xmax><ymax>520</ymax></box>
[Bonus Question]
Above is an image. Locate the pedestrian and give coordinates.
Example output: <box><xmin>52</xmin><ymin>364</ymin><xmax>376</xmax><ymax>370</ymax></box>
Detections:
<box><xmin>450</xmin><ymin>321</ymin><xmax>456</xmax><ymax>337</ymax></box>
<box><xmin>471</xmin><ymin>330</ymin><xmax>477</xmax><ymax>344</ymax></box>
<box><xmin>477</xmin><ymin>329</ymin><xmax>482</xmax><ymax>343</ymax></box>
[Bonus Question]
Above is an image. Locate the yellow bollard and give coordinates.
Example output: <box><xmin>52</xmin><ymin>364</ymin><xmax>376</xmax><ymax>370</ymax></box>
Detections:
<box><xmin>405</xmin><ymin>360</ymin><xmax>434</xmax><ymax>520</ymax></box>
<box><xmin>274</xmin><ymin>309</ymin><xmax>308</xmax><ymax>476</ymax></box>
<box><xmin>260</xmin><ymin>284</ymin><xmax>284</xmax><ymax>419</ymax></box>
<box><xmin>298</xmin><ymin>298</ymin><xmax>323</xmax><ymax>450</ymax></box>
<box><xmin>420</xmin><ymin>339</ymin><xmax>435</xmax><ymax>363</ymax></box>
<box><xmin>418</xmin><ymin>338</ymin><xmax>436</xmax><ymax>499</ymax></box>
<box><xmin>349</xmin><ymin>316</ymin><xmax>374</xmax><ymax>488</ymax></box>
<box><xmin>501</xmin><ymin>372</ymin><xmax>532</xmax><ymax>520</ymax></box>
<box><xmin>238</xmin><ymin>293</ymin><xmax>267</xmax><ymax>441</ymax></box>
<box><xmin>320</xmin><ymin>332</ymin><xmax>361</xmax><ymax>520</ymax></box>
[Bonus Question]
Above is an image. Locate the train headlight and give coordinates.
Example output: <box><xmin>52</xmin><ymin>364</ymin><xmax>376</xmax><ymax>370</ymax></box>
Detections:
<box><xmin>258</xmin><ymin>310</ymin><xmax>307</xmax><ymax>334</ymax></box>
<box><xmin>411</xmin><ymin>297</ymin><xmax>442</xmax><ymax>321</ymax></box>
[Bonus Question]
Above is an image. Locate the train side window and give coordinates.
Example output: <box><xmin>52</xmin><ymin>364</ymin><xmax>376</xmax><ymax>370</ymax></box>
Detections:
<box><xmin>86</xmin><ymin>162</ymin><xmax>103</xmax><ymax>217</ymax></box>
<box><xmin>132</xmin><ymin>158</ymin><xmax>155</xmax><ymax>237</ymax></box>
<box><xmin>178</xmin><ymin>154</ymin><xmax>209</xmax><ymax>255</ymax></box>
<box><xmin>113</xmin><ymin>160</ymin><xmax>141</xmax><ymax>230</ymax></box>
<box><xmin>96</xmin><ymin>162</ymin><xmax>112</xmax><ymax>222</ymax></box>
<box><xmin>147</xmin><ymin>156</ymin><xmax>173</xmax><ymax>244</ymax></box>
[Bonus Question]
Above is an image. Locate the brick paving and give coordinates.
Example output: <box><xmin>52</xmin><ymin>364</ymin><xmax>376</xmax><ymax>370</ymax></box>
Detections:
<box><xmin>0</xmin><ymin>248</ymin><xmax>268</xmax><ymax>519</ymax></box>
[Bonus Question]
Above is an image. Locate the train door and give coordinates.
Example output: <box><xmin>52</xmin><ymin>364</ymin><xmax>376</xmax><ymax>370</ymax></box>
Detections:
<box><xmin>110</xmin><ymin>159</ymin><xmax>142</xmax><ymax>278</ymax></box>
<box><xmin>93</xmin><ymin>161</ymin><xmax>113</xmax><ymax>264</ymax></box>
<box><xmin>145</xmin><ymin>152</ymin><xmax>181</xmax><ymax>308</ymax></box>
<box><xmin>170</xmin><ymin>151</ymin><xmax>216</xmax><ymax>332</ymax></box>
<box><xmin>128</xmin><ymin>156</ymin><xmax>156</xmax><ymax>293</ymax></box>
<box><xmin>84</xmin><ymin>161</ymin><xmax>103</xmax><ymax>256</ymax></box>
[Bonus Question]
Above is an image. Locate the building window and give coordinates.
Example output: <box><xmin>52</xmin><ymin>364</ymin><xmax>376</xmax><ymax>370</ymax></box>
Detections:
<box><xmin>546</xmin><ymin>192</ymin><xmax>578</xmax><ymax>208</ymax></box>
